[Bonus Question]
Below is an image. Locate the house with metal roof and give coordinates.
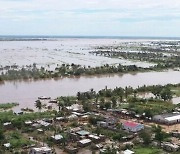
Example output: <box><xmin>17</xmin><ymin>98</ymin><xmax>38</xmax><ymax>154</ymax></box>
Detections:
<box><xmin>76</xmin><ymin>130</ymin><xmax>90</xmax><ymax>136</ymax></box>
<box><xmin>153</xmin><ymin>112</ymin><xmax>180</xmax><ymax>125</ymax></box>
<box><xmin>29</xmin><ymin>147</ymin><xmax>52</xmax><ymax>154</ymax></box>
<box><xmin>77</xmin><ymin>139</ymin><xmax>92</xmax><ymax>147</ymax></box>
<box><xmin>122</xmin><ymin>121</ymin><xmax>144</xmax><ymax>132</ymax></box>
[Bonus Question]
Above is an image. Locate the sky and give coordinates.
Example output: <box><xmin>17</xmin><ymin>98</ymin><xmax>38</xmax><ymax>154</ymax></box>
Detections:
<box><xmin>0</xmin><ymin>0</ymin><xmax>180</xmax><ymax>37</ymax></box>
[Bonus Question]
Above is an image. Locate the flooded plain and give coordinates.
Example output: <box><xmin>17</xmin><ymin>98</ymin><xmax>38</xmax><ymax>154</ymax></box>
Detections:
<box><xmin>0</xmin><ymin>70</ymin><xmax>180</xmax><ymax>110</ymax></box>
<box><xmin>0</xmin><ymin>39</ymin><xmax>155</xmax><ymax>69</ymax></box>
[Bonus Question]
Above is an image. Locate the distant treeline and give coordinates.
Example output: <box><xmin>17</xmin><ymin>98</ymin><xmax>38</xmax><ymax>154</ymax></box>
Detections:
<box><xmin>90</xmin><ymin>49</ymin><xmax>180</xmax><ymax>68</ymax></box>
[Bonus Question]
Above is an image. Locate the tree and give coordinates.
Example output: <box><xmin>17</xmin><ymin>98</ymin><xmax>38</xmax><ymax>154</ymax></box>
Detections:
<box><xmin>160</xmin><ymin>87</ymin><xmax>173</xmax><ymax>101</ymax></box>
<box><xmin>100</xmin><ymin>98</ymin><xmax>105</xmax><ymax>109</ymax></box>
<box><xmin>139</xmin><ymin>129</ymin><xmax>151</xmax><ymax>145</ymax></box>
<box><xmin>133</xmin><ymin>90</ymin><xmax>137</xmax><ymax>99</ymax></box>
<box><xmin>112</xmin><ymin>133</ymin><xmax>123</xmax><ymax>141</ymax></box>
<box><xmin>153</xmin><ymin>125</ymin><xmax>165</xmax><ymax>145</ymax></box>
<box><xmin>57</xmin><ymin>100</ymin><xmax>64</xmax><ymax>112</ymax></box>
<box><xmin>0</xmin><ymin>128</ymin><xmax>4</xmax><ymax>142</ymax></box>
<box><xmin>144</xmin><ymin>108</ymin><xmax>153</xmax><ymax>118</ymax></box>
<box><xmin>111</xmin><ymin>96</ymin><xmax>117</xmax><ymax>108</ymax></box>
<box><xmin>152</xmin><ymin>85</ymin><xmax>163</xmax><ymax>98</ymax></box>
<box><xmin>83</xmin><ymin>101</ymin><xmax>91</xmax><ymax>112</ymax></box>
<box><xmin>35</xmin><ymin>100</ymin><xmax>42</xmax><ymax>112</ymax></box>
<box><xmin>105</xmin><ymin>102</ymin><xmax>111</xmax><ymax>109</ymax></box>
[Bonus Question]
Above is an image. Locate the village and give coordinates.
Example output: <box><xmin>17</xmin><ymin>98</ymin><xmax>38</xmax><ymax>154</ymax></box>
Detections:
<box><xmin>0</xmin><ymin>84</ymin><xmax>180</xmax><ymax>154</ymax></box>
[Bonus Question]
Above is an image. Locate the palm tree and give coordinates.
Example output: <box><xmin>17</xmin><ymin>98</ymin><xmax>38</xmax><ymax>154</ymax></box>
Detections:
<box><xmin>35</xmin><ymin>100</ymin><xmax>42</xmax><ymax>112</ymax></box>
<box><xmin>57</xmin><ymin>100</ymin><xmax>64</xmax><ymax>112</ymax></box>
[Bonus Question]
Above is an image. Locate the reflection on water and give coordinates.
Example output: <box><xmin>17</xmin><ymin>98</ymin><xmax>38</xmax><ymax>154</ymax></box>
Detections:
<box><xmin>0</xmin><ymin>70</ymin><xmax>180</xmax><ymax>110</ymax></box>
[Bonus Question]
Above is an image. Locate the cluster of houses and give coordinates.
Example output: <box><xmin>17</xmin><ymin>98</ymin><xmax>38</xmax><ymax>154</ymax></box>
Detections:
<box><xmin>2</xmin><ymin>101</ymin><xmax>180</xmax><ymax>153</ymax></box>
<box><xmin>24</xmin><ymin>104</ymin><xmax>146</xmax><ymax>153</ymax></box>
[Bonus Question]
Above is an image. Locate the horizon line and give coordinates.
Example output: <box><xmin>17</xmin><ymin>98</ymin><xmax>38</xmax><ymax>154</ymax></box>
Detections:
<box><xmin>0</xmin><ymin>35</ymin><xmax>180</xmax><ymax>39</ymax></box>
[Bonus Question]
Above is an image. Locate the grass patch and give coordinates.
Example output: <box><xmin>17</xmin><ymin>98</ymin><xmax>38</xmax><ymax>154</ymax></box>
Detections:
<box><xmin>0</xmin><ymin>111</ymin><xmax>56</xmax><ymax>123</ymax></box>
<box><xmin>134</xmin><ymin>146</ymin><xmax>164</xmax><ymax>154</ymax></box>
<box><xmin>129</xmin><ymin>100</ymin><xmax>175</xmax><ymax>115</ymax></box>
<box><xmin>171</xmin><ymin>87</ymin><xmax>180</xmax><ymax>97</ymax></box>
<box><xmin>0</xmin><ymin>103</ymin><xmax>19</xmax><ymax>110</ymax></box>
<box><xmin>5</xmin><ymin>131</ymin><xmax>33</xmax><ymax>148</ymax></box>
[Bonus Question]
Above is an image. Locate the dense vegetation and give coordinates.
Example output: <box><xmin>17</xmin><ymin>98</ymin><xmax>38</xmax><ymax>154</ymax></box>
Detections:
<box><xmin>0</xmin><ymin>63</ymin><xmax>155</xmax><ymax>81</ymax></box>
<box><xmin>0</xmin><ymin>103</ymin><xmax>19</xmax><ymax>110</ymax></box>
<box><xmin>75</xmin><ymin>84</ymin><xmax>178</xmax><ymax>116</ymax></box>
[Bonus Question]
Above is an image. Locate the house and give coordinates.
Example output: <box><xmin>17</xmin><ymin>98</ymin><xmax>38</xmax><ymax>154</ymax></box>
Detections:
<box><xmin>72</xmin><ymin>112</ymin><xmax>83</xmax><ymax>116</ymax></box>
<box><xmin>76</xmin><ymin>130</ymin><xmax>90</xmax><ymax>137</ymax></box>
<box><xmin>29</xmin><ymin>147</ymin><xmax>52</xmax><ymax>154</ymax></box>
<box><xmin>95</xmin><ymin>143</ymin><xmax>103</xmax><ymax>150</ymax></box>
<box><xmin>3</xmin><ymin>122</ymin><xmax>12</xmax><ymax>129</ymax></box>
<box><xmin>64</xmin><ymin>146</ymin><xmax>78</xmax><ymax>154</ymax></box>
<box><xmin>25</xmin><ymin>121</ymin><xmax>33</xmax><ymax>126</ymax></box>
<box><xmin>97</xmin><ymin>121</ymin><xmax>108</xmax><ymax>128</ymax></box>
<box><xmin>153</xmin><ymin>113</ymin><xmax>180</xmax><ymax>125</ymax></box>
<box><xmin>70</xmin><ymin>127</ymin><xmax>81</xmax><ymax>133</ymax></box>
<box><xmin>37</xmin><ymin>128</ymin><xmax>44</xmax><ymax>133</ymax></box>
<box><xmin>37</xmin><ymin>120</ymin><xmax>51</xmax><ymax>127</ymax></box>
<box><xmin>88</xmin><ymin>134</ymin><xmax>101</xmax><ymax>143</ymax></box>
<box><xmin>77</xmin><ymin>139</ymin><xmax>92</xmax><ymax>147</ymax></box>
<box><xmin>51</xmin><ymin>134</ymin><xmax>63</xmax><ymax>143</ymax></box>
<box><xmin>70</xmin><ymin>133</ymin><xmax>80</xmax><ymax>141</ymax></box>
<box><xmin>105</xmin><ymin>117</ymin><xmax>118</xmax><ymax>125</ymax></box>
<box><xmin>122</xmin><ymin>149</ymin><xmax>135</xmax><ymax>154</ymax></box>
<box><xmin>162</xmin><ymin>142</ymin><xmax>179</xmax><ymax>152</ymax></box>
<box><xmin>14</xmin><ymin>110</ymin><xmax>23</xmax><ymax>115</ymax></box>
<box><xmin>80</xmin><ymin>115</ymin><xmax>89</xmax><ymax>121</ymax></box>
<box><xmin>66</xmin><ymin>104</ymin><xmax>83</xmax><ymax>112</ymax></box>
<box><xmin>55</xmin><ymin>117</ymin><xmax>66</xmax><ymax>122</ymax></box>
<box><xmin>122</xmin><ymin>121</ymin><xmax>144</xmax><ymax>132</ymax></box>
<box><xmin>32</xmin><ymin>123</ymin><xmax>41</xmax><ymax>128</ymax></box>
<box><xmin>171</xmin><ymin>131</ymin><xmax>180</xmax><ymax>137</ymax></box>
<box><xmin>4</xmin><ymin>143</ymin><xmax>11</xmax><ymax>148</ymax></box>
<box><xmin>68</xmin><ymin>114</ymin><xmax>78</xmax><ymax>121</ymax></box>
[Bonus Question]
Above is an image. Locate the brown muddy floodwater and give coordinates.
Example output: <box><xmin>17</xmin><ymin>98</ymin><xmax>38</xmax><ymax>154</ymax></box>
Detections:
<box><xmin>0</xmin><ymin>70</ymin><xmax>180</xmax><ymax>110</ymax></box>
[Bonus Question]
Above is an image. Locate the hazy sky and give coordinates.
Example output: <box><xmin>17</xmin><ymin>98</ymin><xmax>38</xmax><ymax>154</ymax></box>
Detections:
<box><xmin>0</xmin><ymin>0</ymin><xmax>180</xmax><ymax>36</ymax></box>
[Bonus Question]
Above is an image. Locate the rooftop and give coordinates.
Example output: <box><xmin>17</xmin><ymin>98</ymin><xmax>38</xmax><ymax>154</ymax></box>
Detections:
<box><xmin>89</xmin><ymin>134</ymin><xmax>100</xmax><ymax>140</ymax></box>
<box><xmin>165</xmin><ymin>115</ymin><xmax>180</xmax><ymax>121</ymax></box>
<box><xmin>76</xmin><ymin>130</ymin><xmax>90</xmax><ymax>136</ymax></box>
<box><xmin>32</xmin><ymin>147</ymin><xmax>51</xmax><ymax>152</ymax></box>
<box><xmin>123</xmin><ymin>121</ymin><xmax>142</xmax><ymax>128</ymax></box>
<box><xmin>79</xmin><ymin>139</ymin><xmax>91</xmax><ymax>144</ymax></box>
<box><xmin>51</xmin><ymin>134</ymin><xmax>63</xmax><ymax>140</ymax></box>
<box><xmin>4</xmin><ymin>143</ymin><xmax>11</xmax><ymax>148</ymax></box>
<box><xmin>123</xmin><ymin>149</ymin><xmax>135</xmax><ymax>154</ymax></box>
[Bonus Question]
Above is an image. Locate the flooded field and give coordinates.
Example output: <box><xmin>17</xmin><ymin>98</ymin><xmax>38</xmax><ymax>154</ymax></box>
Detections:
<box><xmin>0</xmin><ymin>39</ymin><xmax>156</xmax><ymax>69</ymax></box>
<box><xmin>0</xmin><ymin>70</ymin><xmax>180</xmax><ymax>110</ymax></box>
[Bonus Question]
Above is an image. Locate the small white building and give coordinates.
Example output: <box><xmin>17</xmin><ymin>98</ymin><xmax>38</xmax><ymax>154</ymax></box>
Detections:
<box><xmin>51</xmin><ymin>134</ymin><xmax>63</xmax><ymax>142</ymax></box>
<box><xmin>78</xmin><ymin>139</ymin><xmax>92</xmax><ymax>147</ymax></box>
<box><xmin>122</xmin><ymin>149</ymin><xmax>135</xmax><ymax>154</ymax></box>
<box><xmin>4</xmin><ymin>143</ymin><xmax>11</xmax><ymax>148</ymax></box>
<box><xmin>29</xmin><ymin>147</ymin><xmax>52</xmax><ymax>154</ymax></box>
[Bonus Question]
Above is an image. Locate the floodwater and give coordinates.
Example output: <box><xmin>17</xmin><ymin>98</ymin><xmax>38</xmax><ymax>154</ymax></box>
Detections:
<box><xmin>0</xmin><ymin>70</ymin><xmax>180</xmax><ymax>110</ymax></box>
<box><xmin>0</xmin><ymin>39</ymin><xmax>155</xmax><ymax>69</ymax></box>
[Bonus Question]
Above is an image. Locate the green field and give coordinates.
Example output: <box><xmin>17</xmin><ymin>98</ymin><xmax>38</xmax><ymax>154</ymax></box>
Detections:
<box><xmin>134</xmin><ymin>146</ymin><xmax>164</xmax><ymax>154</ymax></box>
<box><xmin>171</xmin><ymin>87</ymin><xmax>180</xmax><ymax>97</ymax></box>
